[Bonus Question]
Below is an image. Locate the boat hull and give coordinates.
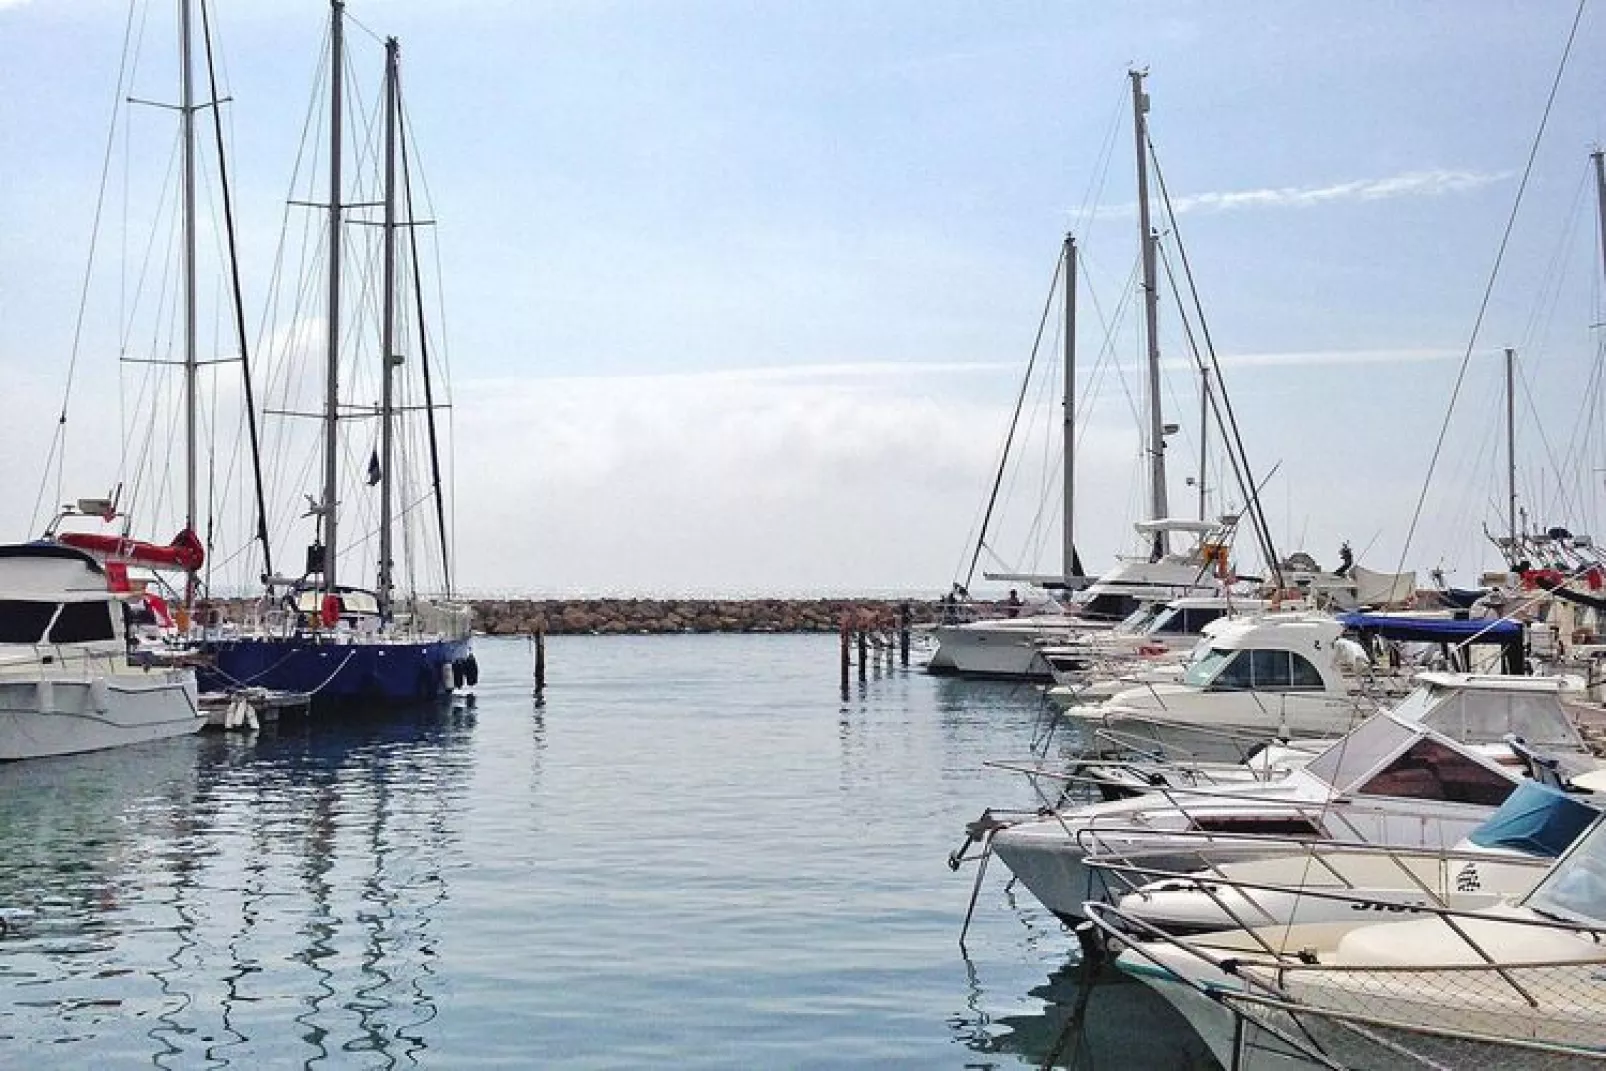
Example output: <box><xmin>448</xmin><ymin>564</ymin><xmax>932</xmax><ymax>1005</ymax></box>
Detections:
<box><xmin>197</xmin><ymin>635</ymin><xmax>473</xmax><ymax>707</ymax></box>
<box><xmin>0</xmin><ymin>672</ymin><xmax>203</xmax><ymax>760</ymax></box>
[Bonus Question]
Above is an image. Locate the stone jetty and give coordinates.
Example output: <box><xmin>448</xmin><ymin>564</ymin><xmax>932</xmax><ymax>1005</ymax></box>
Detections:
<box><xmin>468</xmin><ymin>597</ymin><xmax>1011</xmax><ymax>636</ymax></box>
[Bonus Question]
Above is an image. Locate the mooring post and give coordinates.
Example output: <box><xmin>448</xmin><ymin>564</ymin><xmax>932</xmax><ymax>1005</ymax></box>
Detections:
<box><xmin>898</xmin><ymin>601</ymin><xmax>911</xmax><ymax>667</ymax></box>
<box><xmin>839</xmin><ymin>613</ymin><xmax>851</xmax><ymax>696</ymax></box>
<box><xmin>534</xmin><ymin>623</ymin><xmax>547</xmax><ymax>700</ymax></box>
<box><xmin>857</xmin><ymin>619</ymin><xmax>868</xmax><ymax>681</ymax></box>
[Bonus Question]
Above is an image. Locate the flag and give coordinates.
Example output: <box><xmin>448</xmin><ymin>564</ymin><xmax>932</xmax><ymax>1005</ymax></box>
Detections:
<box><xmin>367</xmin><ymin>449</ymin><xmax>382</xmax><ymax>486</ymax></box>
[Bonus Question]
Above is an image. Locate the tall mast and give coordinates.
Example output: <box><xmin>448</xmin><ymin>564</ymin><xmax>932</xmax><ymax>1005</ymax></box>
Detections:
<box><xmin>377</xmin><ymin>37</ymin><xmax>399</xmax><ymax>616</ymax></box>
<box><xmin>180</xmin><ymin>0</ymin><xmax>198</xmax><ymax>604</ymax></box>
<box><xmin>322</xmin><ymin>0</ymin><xmax>345</xmax><ymax>594</ymax></box>
<box><xmin>1593</xmin><ymin>150</ymin><xmax>1606</xmax><ymax>294</ymax></box>
<box><xmin>1197</xmin><ymin>366</ymin><xmax>1210</xmax><ymax>521</ymax></box>
<box><xmin>1505</xmin><ymin>347</ymin><xmax>1517</xmax><ymax>546</ymax></box>
<box><xmin>1062</xmin><ymin>233</ymin><xmax>1077</xmax><ymax>582</ymax></box>
<box><xmin>1130</xmin><ymin>69</ymin><xmax>1170</xmax><ymax>559</ymax></box>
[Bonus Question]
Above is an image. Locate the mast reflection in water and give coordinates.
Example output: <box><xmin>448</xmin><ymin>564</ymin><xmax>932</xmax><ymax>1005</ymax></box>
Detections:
<box><xmin>0</xmin><ymin>703</ymin><xmax>474</xmax><ymax>1067</ymax></box>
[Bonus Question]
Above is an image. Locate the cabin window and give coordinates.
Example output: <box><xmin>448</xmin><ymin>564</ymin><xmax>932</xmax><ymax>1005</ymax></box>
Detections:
<box><xmin>1189</xmin><ymin>814</ymin><xmax>1324</xmax><ymax>838</ymax></box>
<box><xmin>1183</xmin><ymin>608</ymin><xmax>1224</xmax><ymax>633</ymax></box>
<box><xmin>48</xmin><ymin>602</ymin><xmax>116</xmax><ymax>643</ymax></box>
<box><xmin>1357</xmin><ymin>738</ymin><xmax>1515</xmax><ymax>806</ymax></box>
<box><xmin>1184</xmin><ymin>648</ymin><xmax>1236</xmax><ymax>687</ymax></box>
<box><xmin>1148</xmin><ymin>607</ymin><xmax>1183</xmax><ymax>633</ymax></box>
<box><xmin>1080</xmin><ymin>593</ymin><xmax>1140</xmax><ymax>621</ymax></box>
<box><xmin>1205</xmin><ymin>649</ymin><xmax>1325</xmax><ymax>692</ymax></box>
<box><xmin>1289</xmin><ymin>653</ymin><xmax>1324</xmax><ymax>689</ymax></box>
<box><xmin>0</xmin><ymin>600</ymin><xmax>58</xmax><ymax>644</ymax></box>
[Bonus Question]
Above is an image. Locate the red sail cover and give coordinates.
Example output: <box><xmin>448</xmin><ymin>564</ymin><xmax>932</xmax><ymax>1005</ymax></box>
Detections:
<box><xmin>57</xmin><ymin>528</ymin><xmax>205</xmax><ymax>573</ymax></box>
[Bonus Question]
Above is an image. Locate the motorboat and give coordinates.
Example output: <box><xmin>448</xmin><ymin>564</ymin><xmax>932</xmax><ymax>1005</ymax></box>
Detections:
<box><xmin>1039</xmin><ymin>594</ymin><xmax>1268</xmax><ymax>687</ymax></box>
<box><xmin>1056</xmin><ymin>613</ymin><xmax>1531</xmax><ymax>762</ymax></box>
<box><xmin>1095</xmin><ymin>788</ymin><xmax>1606</xmax><ymax>1069</ymax></box>
<box><xmin>0</xmin><ymin>544</ymin><xmax>203</xmax><ymax>760</ymax></box>
<box><xmin>967</xmin><ymin>672</ymin><xmax>1596</xmax><ymax>924</ymax></box>
<box><xmin>1101</xmin><ymin>779</ymin><xmax>1599</xmax><ymax>935</ymax></box>
<box><xmin>927</xmin><ymin>519</ymin><xmax>1237</xmax><ymax>681</ymax></box>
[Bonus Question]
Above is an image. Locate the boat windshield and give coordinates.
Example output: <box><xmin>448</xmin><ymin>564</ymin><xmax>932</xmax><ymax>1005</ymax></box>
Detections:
<box><xmin>1118</xmin><ymin>605</ymin><xmax>1158</xmax><ymax>633</ymax></box>
<box><xmin>1147</xmin><ymin>606</ymin><xmax>1182</xmax><ymax>634</ymax></box>
<box><xmin>1182</xmin><ymin>647</ymin><xmax>1233</xmax><ymax>688</ymax></box>
<box><xmin>1525</xmin><ymin>815</ymin><xmax>1606</xmax><ymax>925</ymax></box>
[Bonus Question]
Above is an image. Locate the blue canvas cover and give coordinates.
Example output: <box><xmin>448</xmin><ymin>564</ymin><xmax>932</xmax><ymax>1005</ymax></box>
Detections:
<box><xmin>1337</xmin><ymin>612</ymin><xmax>1521</xmax><ymax>644</ymax></box>
<box><xmin>1467</xmin><ymin>780</ymin><xmax>1601</xmax><ymax>858</ymax></box>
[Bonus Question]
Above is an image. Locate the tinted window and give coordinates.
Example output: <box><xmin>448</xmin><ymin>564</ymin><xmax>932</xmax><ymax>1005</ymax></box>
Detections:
<box><xmin>48</xmin><ymin>601</ymin><xmax>115</xmax><ymax>643</ymax></box>
<box><xmin>1358</xmin><ymin>738</ymin><xmax>1515</xmax><ymax>806</ymax></box>
<box><xmin>1183</xmin><ymin>648</ymin><xmax>1235</xmax><ymax>687</ymax></box>
<box><xmin>1250</xmin><ymin>649</ymin><xmax>1291</xmax><ymax>688</ymax></box>
<box><xmin>1289</xmin><ymin>653</ymin><xmax>1325</xmax><ymax>689</ymax></box>
<box><xmin>1190</xmin><ymin>814</ymin><xmax>1324</xmax><ymax>837</ymax></box>
<box><xmin>1208</xmin><ymin>652</ymin><xmax>1253</xmax><ymax>690</ymax></box>
<box><xmin>0</xmin><ymin>601</ymin><xmax>57</xmax><ymax>644</ymax></box>
<box><xmin>1081</xmin><ymin>593</ymin><xmax>1140</xmax><ymax>620</ymax></box>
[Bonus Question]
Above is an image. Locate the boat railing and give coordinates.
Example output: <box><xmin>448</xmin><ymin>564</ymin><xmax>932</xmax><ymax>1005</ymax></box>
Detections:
<box><xmin>1079</xmin><ymin>899</ymin><xmax>1351</xmax><ymax>1070</ymax></box>
<box><xmin>1084</xmin><ymin>850</ymin><xmax>1606</xmax><ymax>1009</ymax></box>
<box><xmin>1083</xmin><ymin>832</ymin><xmax>1551</xmax><ymax>931</ymax></box>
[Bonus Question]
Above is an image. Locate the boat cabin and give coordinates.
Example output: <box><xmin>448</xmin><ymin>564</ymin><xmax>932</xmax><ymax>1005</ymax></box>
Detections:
<box><xmin>0</xmin><ymin>544</ymin><xmax>124</xmax><ymax>651</ymax></box>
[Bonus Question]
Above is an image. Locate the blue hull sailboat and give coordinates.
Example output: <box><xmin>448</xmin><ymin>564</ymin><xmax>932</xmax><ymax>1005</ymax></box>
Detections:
<box><xmin>195</xmin><ymin>1</ymin><xmax>474</xmax><ymax>708</ymax></box>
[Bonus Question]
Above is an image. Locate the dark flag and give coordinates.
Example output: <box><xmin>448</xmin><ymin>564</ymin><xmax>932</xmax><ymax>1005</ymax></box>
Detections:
<box><xmin>367</xmin><ymin>449</ymin><xmax>382</xmax><ymax>486</ymax></box>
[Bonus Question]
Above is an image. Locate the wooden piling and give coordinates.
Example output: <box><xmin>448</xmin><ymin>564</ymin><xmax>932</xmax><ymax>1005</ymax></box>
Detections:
<box><xmin>839</xmin><ymin>614</ymin><xmax>851</xmax><ymax>696</ymax></box>
<box><xmin>898</xmin><ymin>602</ymin><xmax>910</xmax><ymax>667</ymax></box>
<box><xmin>857</xmin><ymin>624</ymin><xmax>868</xmax><ymax>680</ymax></box>
<box><xmin>533</xmin><ymin>623</ymin><xmax>547</xmax><ymax>700</ymax></box>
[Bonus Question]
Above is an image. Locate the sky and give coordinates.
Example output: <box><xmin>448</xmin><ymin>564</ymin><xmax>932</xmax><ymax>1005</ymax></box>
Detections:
<box><xmin>2</xmin><ymin>1</ymin><xmax>1606</xmax><ymax>597</ymax></box>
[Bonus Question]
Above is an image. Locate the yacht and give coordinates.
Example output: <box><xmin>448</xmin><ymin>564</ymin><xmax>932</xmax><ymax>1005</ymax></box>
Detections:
<box><xmin>0</xmin><ymin>544</ymin><xmax>204</xmax><ymax>760</ymax></box>
<box><xmin>1054</xmin><ymin>612</ymin><xmax>1529</xmax><ymax>761</ymax></box>
<box><xmin>927</xmin><ymin>519</ymin><xmax>1234</xmax><ymax>681</ymax></box>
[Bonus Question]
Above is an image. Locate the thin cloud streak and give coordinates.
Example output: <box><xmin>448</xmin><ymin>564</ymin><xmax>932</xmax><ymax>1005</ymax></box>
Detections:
<box><xmin>460</xmin><ymin>347</ymin><xmax>1463</xmax><ymax>393</ymax></box>
<box><xmin>1109</xmin><ymin>168</ymin><xmax>1510</xmax><ymax>216</ymax></box>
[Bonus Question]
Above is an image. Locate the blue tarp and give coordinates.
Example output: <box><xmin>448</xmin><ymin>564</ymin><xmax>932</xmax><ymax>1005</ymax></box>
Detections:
<box><xmin>1337</xmin><ymin>612</ymin><xmax>1522</xmax><ymax>644</ymax></box>
<box><xmin>1467</xmin><ymin>780</ymin><xmax>1600</xmax><ymax>858</ymax></box>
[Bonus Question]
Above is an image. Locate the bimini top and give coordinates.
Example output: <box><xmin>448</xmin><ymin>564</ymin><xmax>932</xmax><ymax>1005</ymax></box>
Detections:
<box><xmin>1468</xmin><ymin>780</ymin><xmax>1601</xmax><ymax>858</ymax></box>
<box><xmin>1337</xmin><ymin>612</ymin><xmax>1522</xmax><ymax>644</ymax></box>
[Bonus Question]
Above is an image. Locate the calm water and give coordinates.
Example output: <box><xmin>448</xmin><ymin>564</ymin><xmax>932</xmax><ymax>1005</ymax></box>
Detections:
<box><xmin>0</xmin><ymin>633</ymin><xmax>1215</xmax><ymax>1068</ymax></box>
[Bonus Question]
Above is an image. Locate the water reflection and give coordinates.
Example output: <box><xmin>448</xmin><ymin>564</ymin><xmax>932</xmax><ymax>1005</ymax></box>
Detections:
<box><xmin>0</xmin><ymin>701</ymin><xmax>475</xmax><ymax>1067</ymax></box>
<box><xmin>960</xmin><ymin>957</ymin><xmax>1219</xmax><ymax>1070</ymax></box>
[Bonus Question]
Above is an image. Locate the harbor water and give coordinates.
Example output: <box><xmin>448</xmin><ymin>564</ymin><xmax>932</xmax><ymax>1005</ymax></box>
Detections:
<box><xmin>0</xmin><ymin>633</ymin><xmax>1215</xmax><ymax>1068</ymax></box>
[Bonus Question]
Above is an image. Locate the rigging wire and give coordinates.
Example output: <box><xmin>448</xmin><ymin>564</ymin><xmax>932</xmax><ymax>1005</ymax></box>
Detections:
<box><xmin>1391</xmin><ymin>0</ymin><xmax>1587</xmax><ymax>577</ymax></box>
<box><xmin>32</xmin><ymin>0</ymin><xmax>144</xmax><ymax>535</ymax></box>
<box><xmin>961</xmin><ymin>248</ymin><xmax>1064</xmax><ymax>591</ymax></box>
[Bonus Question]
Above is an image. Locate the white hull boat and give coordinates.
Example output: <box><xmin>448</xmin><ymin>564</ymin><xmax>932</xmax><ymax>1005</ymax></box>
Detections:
<box><xmin>977</xmin><ymin>674</ymin><xmax>1597</xmax><ymax>923</ymax></box>
<box><xmin>0</xmin><ymin>545</ymin><xmax>204</xmax><ymax>761</ymax></box>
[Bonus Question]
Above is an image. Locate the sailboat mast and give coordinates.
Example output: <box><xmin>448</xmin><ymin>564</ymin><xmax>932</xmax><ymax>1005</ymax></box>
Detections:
<box><xmin>180</xmin><ymin>0</ymin><xmax>199</xmax><ymax>604</ymax></box>
<box><xmin>1505</xmin><ymin>347</ymin><xmax>1517</xmax><ymax>546</ymax></box>
<box><xmin>1130</xmin><ymin>69</ymin><xmax>1170</xmax><ymax>559</ymax></box>
<box><xmin>1197</xmin><ymin>367</ymin><xmax>1209</xmax><ymax>521</ymax></box>
<box><xmin>378</xmin><ymin>37</ymin><xmax>399</xmax><ymax>616</ymax></box>
<box><xmin>1062</xmin><ymin>233</ymin><xmax>1077</xmax><ymax>583</ymax></box>
<box><xmin>322</xmin><ymin>0</ymin><xmax>345</xmax><ymax>595</ymax></box>
<box><xmin>1593</xmin><ymin>150</ymin><xmax>1606</xmax><ymax>293</ymax></box>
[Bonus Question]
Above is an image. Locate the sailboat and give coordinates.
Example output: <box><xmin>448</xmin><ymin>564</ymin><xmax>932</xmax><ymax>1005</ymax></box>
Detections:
<box><xmin>192</xmin><ymin>2</ymin><xmax>474</xmax><ymax>707</ymax></box>
<box><xmin>928</xmin><ymin>73</ymin><xmax>1238</xmax><ymax>681</ymax></box>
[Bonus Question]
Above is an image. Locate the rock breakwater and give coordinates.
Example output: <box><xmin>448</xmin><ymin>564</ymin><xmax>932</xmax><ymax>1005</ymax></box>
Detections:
<box><xmin>469</xmin><ymin>597</ymin><xmax>1008</xmax><ymax>635</ymax></box>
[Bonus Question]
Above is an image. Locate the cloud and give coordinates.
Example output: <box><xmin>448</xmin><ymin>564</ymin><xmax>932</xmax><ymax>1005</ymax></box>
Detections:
<box><xmin>1113</xmin><ymin>168</ymin><xmax>1510</xmax><ymax>216</ymax></box>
